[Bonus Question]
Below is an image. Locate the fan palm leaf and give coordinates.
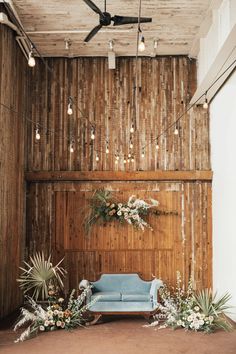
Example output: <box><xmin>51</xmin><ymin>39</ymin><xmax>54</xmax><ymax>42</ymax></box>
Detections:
<box><xmin>17</xmin><ymin>252</ymin><xmax>66</xmax><ymax>300</ymax></box>
<box><xmin>193</xmin><ymin>289</ymin><xmax>233</xmax><ymax>332</ymax></box>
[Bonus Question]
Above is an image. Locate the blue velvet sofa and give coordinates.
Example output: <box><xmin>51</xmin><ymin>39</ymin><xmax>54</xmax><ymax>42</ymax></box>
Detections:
<box><xmin>81</xmin><ymin>273</ymin><xmax>163</xmax><ymax>322</ymax></box>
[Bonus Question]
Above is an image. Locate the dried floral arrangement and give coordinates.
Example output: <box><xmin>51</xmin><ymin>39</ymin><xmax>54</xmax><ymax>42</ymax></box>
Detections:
<box><xmin>14</xmin><ymin>285</ymin><xmax>98</xmax><ymax>343</ymax></box>
<box><xmin>145</xmin><ymin>272</ymin><xmax>233</xmax><ymax>333</ymax></box>
<box><xmin>85</xmin><ymin>189</ymin><xmax>176</xmax><ymax>233</ymax></box>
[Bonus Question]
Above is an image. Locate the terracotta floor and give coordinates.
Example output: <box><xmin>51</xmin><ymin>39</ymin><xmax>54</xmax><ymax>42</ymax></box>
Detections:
<box><xmin>0</xmin><ymin>317</ymin><xmax>236</xmax><ymax>354</ymax></box>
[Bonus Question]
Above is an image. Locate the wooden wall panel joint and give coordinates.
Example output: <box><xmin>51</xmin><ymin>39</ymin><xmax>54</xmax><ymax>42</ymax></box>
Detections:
<box><xmin>25</xmin><ymin>170</ymin><xmax>213</xmax><ymax>182</ymax></box>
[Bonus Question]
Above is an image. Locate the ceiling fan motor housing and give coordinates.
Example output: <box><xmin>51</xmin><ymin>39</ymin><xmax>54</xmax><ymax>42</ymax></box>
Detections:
<box><xmin>100</xmin><ymin>12</ymin><xmax>111</xmax><ymax>26</ymax></box>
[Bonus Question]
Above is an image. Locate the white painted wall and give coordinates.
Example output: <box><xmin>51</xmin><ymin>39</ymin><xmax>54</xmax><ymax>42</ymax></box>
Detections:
<box><xmin>210</xmin><ymin>70</ymin><xmax>236</xmax><ymax>321</ymax></box>
<box><xmin>197</xmin><ymin>0</ymin><xmax>236</xmax><ymax>85</ymax></box>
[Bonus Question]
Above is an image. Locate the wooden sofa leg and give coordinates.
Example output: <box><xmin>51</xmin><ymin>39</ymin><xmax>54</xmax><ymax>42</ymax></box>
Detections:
<box><xmin>86</xmin><ymin>314</ymin><xmax>102</xmax><ymax>326</ymax></box>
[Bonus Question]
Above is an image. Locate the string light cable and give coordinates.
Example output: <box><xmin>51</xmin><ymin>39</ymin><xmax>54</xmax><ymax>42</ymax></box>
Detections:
<box><xmin>1</xmin><ymin>52</ymin><xmax>236</xmax><ymax>159</ymax></box>
<box><xmin>1</xmin><ymin>0</ymin><xmax>236</xmax><ymax>159</ymax></box>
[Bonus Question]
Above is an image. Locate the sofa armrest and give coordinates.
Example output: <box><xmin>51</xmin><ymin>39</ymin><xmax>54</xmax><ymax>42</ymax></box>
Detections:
<box><xmin>150</xmin><ymin>278</ymin><xmax>163</xmax><ymax>304</ymax></box>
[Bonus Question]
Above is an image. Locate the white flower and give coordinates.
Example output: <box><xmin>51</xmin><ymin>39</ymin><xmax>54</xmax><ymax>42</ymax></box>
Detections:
<box><xmin>39</xmin><ymin>325</ymin><xmax>45</xmax><ymax>331</ymax></box>
<box><xmin>117</xmin><ymin>211</ymin><xmax>122</xmax><ymax>216</ymax></box>
<box><xmin>53</xmin><ymin>310</ymin><xmax>59</xmax><ymax>315</ymax></box>
<box><xmin>47</xmin><ymin>310</ymin><xmax>53</xmax><ymax>318</ymax></box>
<box><xmin>56</xmin><ymin>321</ymin><xmax>62</xmax><ymax>327</ymax></box>
<box><xmin>58</xmin><ymin>298</ymin><xmax>64</xmax><ymax>303</ymax></box>
<box><xmin>177</xmin><ymin>320</ymin><xmax>182</xmax><ymax>326</ymax></box>
<box><xmin>44</xmin><ymin>320</ymin><xmax>49</xmax><ymax>327</ymax></box>
<box><xmin>118</xmin><ymin>203</ymin><xmax>123</xmax><ymax>208</ymax></box>
<box><xmin>194</xmin><ymin>306</ymin><xmax>200</xmax><ymax>311</ymax></box>
<box><xmin>168</xmin><ymin>315</ymin><xmax>175</xmax><ymax>323</ymax></box>
<box><xmin>58</xmin><ymin>311</ymin><xmax>64</xmax><ymax>318</ymax></box>
<box><xmin>199</xmin><ymin>320</ymin><xmax>204</xmax><ymax>326</ymax></box>
<box><xmin>61</xmin><ymin>322</ymin><xmax>65</xmax><ymax>328</ymax></box>
<box><xmin>65</xmin><ymin>318</ymin><xmax>70</xmax><ymax>324</ymax></box>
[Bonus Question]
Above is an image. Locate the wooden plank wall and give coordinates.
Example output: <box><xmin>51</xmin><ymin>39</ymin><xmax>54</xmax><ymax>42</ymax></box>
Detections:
<box><xmin>24</xmin><ymin>56</ymin><xmax>212</xmax><ymax>292</ymax></box>
<box><xmin>27</xmin><ymin>57</ymin><xmax>210</xmax><ymax>172</ymax></box>
<box><xmin>26</xmin><ymin>181</ymin><xmax>212</xmax><ymax>292</ymax></box>
<box><xmin>0</xmin><ymin>18</ymin><xmax>29</xmax><ymax>318</ymax></box>
<box><xmin>0</xmin><ymin>18</ymin><xmax>212</xmax><ymax>316</ymax></box>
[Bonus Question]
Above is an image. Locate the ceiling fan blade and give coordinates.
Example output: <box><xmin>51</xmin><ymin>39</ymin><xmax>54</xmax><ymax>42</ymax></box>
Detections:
<box><xmin>84</xmin><ymin>24</ymin><xmax>103</xmax><ymax>42</ymax></box>
<box><xmin>83</xmin><ymin>0</ymin><xmax>105</xmax><ymax>17</ymax></box>
<box><xmin>112</xmin><ymin>16</ymin><xmax>152</xmax><ymax>26</ymax></box>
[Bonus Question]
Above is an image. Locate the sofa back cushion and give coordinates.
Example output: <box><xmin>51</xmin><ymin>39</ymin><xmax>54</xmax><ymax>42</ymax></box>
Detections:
<box><xmin>92</xmin><ymin>274</ymin><xmax>151</xmax><ymax>293</ymax></box>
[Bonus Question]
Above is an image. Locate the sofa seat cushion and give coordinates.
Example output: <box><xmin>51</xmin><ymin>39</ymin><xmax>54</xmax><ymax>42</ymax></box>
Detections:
<box><xmin>89</xmin><ymin>301</ymin><xmax>157</xmax><ymax>313</ymax></box>
<box><xmin>91</xmin><ymin>292</ymin><xmax>121</xmax><ymax>302</ymax></box>
<box><xmin>121</xmin><ymin>292</ymin><xmax>150</xmax><ymax>302</ymax></box>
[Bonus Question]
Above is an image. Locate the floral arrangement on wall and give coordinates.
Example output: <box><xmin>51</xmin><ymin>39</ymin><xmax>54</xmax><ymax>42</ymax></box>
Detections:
<box><xmin>145</xmin><ymin>272</ymin><xmax>233</xmax><ymax>333</ymax></box>
<box><xmin>14</xmin><ymin>285</ymin><xmax>98</xmax><ymax>342</ymax></box>
<box><xmin>85</xmin><ymin>189</ymin><xmax>176</xmax><ymax>232</ymax></box>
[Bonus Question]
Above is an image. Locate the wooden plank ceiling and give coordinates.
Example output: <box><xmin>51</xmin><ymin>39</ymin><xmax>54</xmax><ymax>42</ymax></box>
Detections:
<box><xmin>13</xmin><ymin>0</ymin><xmax>212</xmax><ymax>57</ymax></box>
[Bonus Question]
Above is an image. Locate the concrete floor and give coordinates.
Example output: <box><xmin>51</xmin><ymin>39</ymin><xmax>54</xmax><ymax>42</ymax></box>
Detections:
<box><xmin>0</xmin><ymin>317</ymin><xmax>236</xmax><ymax>354</ymax></box>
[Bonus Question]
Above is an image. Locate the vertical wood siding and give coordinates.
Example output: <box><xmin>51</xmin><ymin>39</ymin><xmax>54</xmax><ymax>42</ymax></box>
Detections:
<box><xmin>26</xmin><ymin>181</ymin><xmax>212</xmax><ymax>291</ymax></box>
<box><xmin>25</xmin><ymin>56</ymin><xmax>212</xmax><ymax>291</ymax></box>
<box><xmin>0</xmin><ymin>21</ymin><xmax>28</xmax><ymax>318</ymax></box>
<box><xmin>27</xmin><ymin>57</ymin><xmax>210</xmax><ymax>172</ymax></box>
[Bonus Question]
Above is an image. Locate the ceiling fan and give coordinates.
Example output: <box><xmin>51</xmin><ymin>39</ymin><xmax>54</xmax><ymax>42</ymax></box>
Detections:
<box><xmin>83</xmin><ymin>0</ymin><xmax>152</xmax><ymax>42</ymax></box>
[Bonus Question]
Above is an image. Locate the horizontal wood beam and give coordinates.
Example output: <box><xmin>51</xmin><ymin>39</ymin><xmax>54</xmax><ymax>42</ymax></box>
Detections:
<box><xmin>25</xmin><ymin>170</ymin><xmax>213</xmax><ymax>182</ymax></box>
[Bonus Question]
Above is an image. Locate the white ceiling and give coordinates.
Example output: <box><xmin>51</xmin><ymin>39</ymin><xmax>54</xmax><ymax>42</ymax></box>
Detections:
<box><xmin>11</xmin><ymin>0</ymin><xmax>213</xmax><ymax>57</ymax></box>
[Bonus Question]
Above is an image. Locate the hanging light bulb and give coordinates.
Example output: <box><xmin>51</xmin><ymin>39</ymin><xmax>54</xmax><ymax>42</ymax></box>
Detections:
<box><xmin>91</xmin><ymin>128</ymin><xmax>95</xmax><ymax>140</ymax></box>
<box><xmin>115</xmin><ymin>159</ymin><xmax>118</xmax><ymax>165</ymax></box>
<box><xmin>116</xmin><ymin>151</ymin><xmax>120</xmax><ymax>161</ymax></box>
<box><xmin>128</xmin><ymin>152</ymin><xmax>131</xmax><ymax>158</ymax></box>
<box><xmin>67</xmin><ymin>105</ymin><xmax>73</xmax><ymax>115</ymax></box>
<box><xmin>156</xmin><ymin>142</ymin><xmax>159</xmax><ymax>150</ymax></box>
<box><xmin>96</xmin><ymin>154</ymin><xmax>99</xmax><ymax>161</ymax></box>
<box><xmin>105</xmin><ymin>140</ymin><xmax>109</xmax><ymax>154</ymax></box>
<box><xmin>67</xmin><ymin>104</ymin><xmax>73</xmax><ymax>115</ymax></box>
<box><xmin>131</xmin><ymin>156</ymin><xmax>135</xmax><ymax>162</ymax></box>
<box><xmin>141</xmin><ymin>149</ymin><xmax>145</xmax><ymax>158</ymax></box>
<box><xmin>35</xmin><ymin>127</ymin><xmax>40</xmax><ymax>140</ymax></box>
<box><xmin>203</xmin><ymin>93</ymin><xmax>208</xmax><ymax>109</ymax></box>
<box><xmin>124</xmin><ymin>157</ymin><xmax>127</xmax><ymax>164</ymax></box>
<box><xmin>65</xmin><ymin>38</ymin><xmax>71</xmax><ymax>50</ymax></box>
<box><xmin>69</xmin><ymin>140</ymin><xmax>74</xmax><ymax>153</ymax></box>
<box><xmin>154</xmin><ymin>39</ymin><xmax>158</xmax><ymax>50</ymax></box>
<box><xmin>174</xmin><ymin>126</ymin><xmax>179</xmax><ymax>135</ymax></box>
<box><xmin>127</xmin><ymin>158</ymin><xmax>130</xmax><ymax>163</ymax></box>
<box><xmin>130</xmin><ymin>124</ymin><xmax>134</xmax><ymax>133</ymax></box>
<box><xmin>28</xmin><ymin>49</ymin><xmax>36</xmax><ymax>67</ymax></box>
<box><xmin>138</xmin><ymin>35</ymin><xmax>145</xmax><ymax>52</ymax></box>
<box><xmin>130</xmin><ymin>140</ymin><xmax>133</xmax><ymax>149</ymax></box>
<box><xmin>67</xmin><ymin>97</ymin><xmax>73</xmax><ymax>115</ymax></box>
